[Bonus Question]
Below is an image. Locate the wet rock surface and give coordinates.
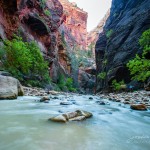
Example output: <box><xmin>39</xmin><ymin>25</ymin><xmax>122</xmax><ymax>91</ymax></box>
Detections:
<box><xmin>130</xmin><ymin>104</ymin><xmax>147</xmax><ymax>111</ymax></box>
<box><xmin>97</xmin><ymin>90</ymin><xmax>150</xmax><ymax>110</ymax></box>
<box><xmin>95</xmin><ymin>0</ymin><xmax>150</xmax><ymax>91</ymax></box>
<box><xmin>50</xmin><ymin>110</ymin><xmax>93</xmax><ymax>123</ymax></box>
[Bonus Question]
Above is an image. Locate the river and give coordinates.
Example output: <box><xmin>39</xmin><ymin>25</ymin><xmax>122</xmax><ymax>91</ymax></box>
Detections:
<box><xmin>0</xmin><ymin>94</ymin><xmax>150</xmax><ymax>150</ymax></box>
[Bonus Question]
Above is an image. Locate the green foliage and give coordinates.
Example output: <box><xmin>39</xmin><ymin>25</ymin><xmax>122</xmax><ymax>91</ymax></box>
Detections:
<box><xmin>102</xmin><ymin>59</ymin><xmax>108</xmax><ymax>66</ymax></box>
<box><xmin>75</xmin><ymin>49</ymin><xmax>93</xmax><ymax>67</ymax></box>
<box><xmin>87</xmin><ymin>50</ymin><xmax>92</xmax><ymax>57</ymax></box>
<box><xmin>127</xmin><ymin>29</ymin><xmax>150</xmax><ymax>82</ymax></box>
<box><xmin>57</xmin><ymin>74</ymin><xmax>76</xmax><ymax>92</ymax></box>
<box><xmin>112</xmin><ymin>80</ymin><xmax>125</xmax><ymax>91</ymax></box>
<box><xmin>39</xmin><ymin>0</ymin><xmax>47</xmax><ymax>10</ymax></box>
<box><xmin>97</xmin><ymin>72</ymin><xmax>107</xmax><ymax>80</ymax></box>
<box><xmin>139</xmin><ymin>29</ymin><xmax>150</xmax><ymax>56</ymax></box>
<box><xmin>66</xmin><ymin>78</ymin><xmax>76</xmax><ymax>92</ymax></box>
<box><xmin>61</xmin><ymin>31</ymin><xmax>67</xmax><ymax>47</ymax></box>
<box><xmin>1</xmin><ymin>35</ymin><xmax>50</xmax><ymax>87</ymax></box>
<box><xmin>106</xmin><ymin>29</ymin><xmax>113</xmax><ymax>38</ymax></box>
<box><xmin>44</xmin><ymin>9</ymin><xmax>51</xmax><ymax>16</ymax></box>
<box><xmin>57</xmin><ymin>74</ymin><xmax>65</xmax><ymax>90</ymax></box>
<box><xmin>0</xmin><ymin>44</ymin><xmax>5</xmax><ymax>65</ymax></box>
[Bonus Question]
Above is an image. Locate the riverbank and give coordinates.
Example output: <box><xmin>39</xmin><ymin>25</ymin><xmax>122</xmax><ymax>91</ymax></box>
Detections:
<box><xmin>97</xmin><ymin>90</ymin><xmax>150</xmax><ymax>109</ymax></box>
<box><xmin>23</xmin><ymin>86</ymin><xmax>65</xmax><ymax>96</ymax></box>
<box><xmin>23</xmin><ymin>86</ymin><xmax>150</xmax><ymax>109</ymax></box>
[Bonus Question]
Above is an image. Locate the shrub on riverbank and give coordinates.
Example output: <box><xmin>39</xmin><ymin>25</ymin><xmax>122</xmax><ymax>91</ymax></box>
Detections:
<box><xmin>57</xmin><ymin>74</ymin><xmax>76</xmax><ymax>92</ymax></box>
<box><xmin>127</xmin><ymin>29</ymin><xmax>150</xmax><ymax>82</ymax></box>
<box><xmin>0</xmin><ymin>35</ymin><xmax>50</xmax><ymax>87</ymax></box>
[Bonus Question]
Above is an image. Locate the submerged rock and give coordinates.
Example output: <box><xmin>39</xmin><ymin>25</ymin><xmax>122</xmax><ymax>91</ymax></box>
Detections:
<box><xmin>130</xmin><ymin>104</ymin><xmax>147</xmax><ymax>111</ymax></box>
<box><xmin>60</xmin><ymin>102</ymin><xmax>72</xmax><ymax>105</ymax></box>
<box><xmin>40</xmin><ymin>96</ymin><xmax>50</xmax><ymax>102</ymax></box>
<box><xmin>49</xmin><ymin>110</ymin><xmax>93</xmax><ymax>123</ymax></box>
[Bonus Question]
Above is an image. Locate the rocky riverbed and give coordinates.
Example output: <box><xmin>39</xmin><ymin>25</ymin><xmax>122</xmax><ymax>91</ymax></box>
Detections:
<box><xmin>0</xmin><ymin>93</ymin><xmax>150</xmax><ymax>150</ymax></box>
<box><xmin>97</xmin><ymin>90</ymin><xmax>150</xmax><ymax>110</ymax></box>
<box><xmin>23</xmin><ymin>86</ymin><xmax>150</xmax><ymax>111</ymax></box>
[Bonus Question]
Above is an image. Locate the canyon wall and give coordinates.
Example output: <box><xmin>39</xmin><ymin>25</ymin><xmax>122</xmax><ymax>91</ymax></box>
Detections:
<box><xmin>59</xmin><ymin>0</ymin><xmax>88</xmax><ymax>50</ymax></box>
<box><xmin>0</xmin><ymin>0</ymin><xmax>89</xmax><ymax>89</ymax></box>
<box><xmin>0</xmin><ymin>0</ymin><xmax>65</xmax><ymax>84</ymax></box>
<box><xmin>95</xmin><ymin>0</ymin><xmax>150</xmax><ymax>91</ymax></box>
<box><xmin>87</xmin><ymin>10</ymin><xmax>110</xmax><ymax>56</ymax></box>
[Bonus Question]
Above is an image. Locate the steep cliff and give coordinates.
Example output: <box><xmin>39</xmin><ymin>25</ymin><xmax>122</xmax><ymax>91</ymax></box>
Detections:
<box><xmin>0</xmin><ymin>0</ymin><xmax>67</xmax><ymax>83</ymax></box>
<box><xmin>0</xmin><ymin>0</ymin><xmax>92</xmax><ymax>91</ymax></box>
<box><xmin>87</xmin><ymin>10</ymin><xmax>110</xmax><ymax>56</ymax></box>
<box><xmin>59</xmin><ymin>0</ymin><xmax>88</xmax><ymax>50</ymax></box>
<box><xmin>95</xmin><ymin>0</ymin><xmax>150</xmax><ymax>91</ymax></box>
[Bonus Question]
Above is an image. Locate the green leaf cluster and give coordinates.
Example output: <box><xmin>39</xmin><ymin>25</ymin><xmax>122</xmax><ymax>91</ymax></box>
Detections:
<box><xmin>57</xmin><ymin>74</ymin><xmax>76</xmax><ymax>92</ymax></box>
<box><xmin>44</xmin><ymin>9</ymin><xmax>51</xmax><ymax>16</ymax></box>
<box><xmin>112</xmin><ymin>80</ymin><xmax>125</xmax><ymax>91</ymax></box>
<box><xmin>66</xmin><ymin>78</ymin><xmax>76</xmax><ymax>92</ymax></box>
<box><xmin>106</xmin><ymin>29</ymin><xmax>113</xmax><ymax>38</ymax></box>
<box><xmin>0</xmin><ymin>35</ymin><xmax>50</xmax><ymax>87</ymax></box>
<box><xmin>97</xmin><ymin>72</ymin><xmax>107</xmax><ymax>80</ymax></box>
<box><xmin>127</xmin><ymin>29</ymin><xmax>150</xmax><ymax>82</ymax></box>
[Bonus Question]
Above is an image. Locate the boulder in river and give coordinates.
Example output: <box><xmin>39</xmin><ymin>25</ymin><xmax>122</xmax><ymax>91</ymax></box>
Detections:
<box><xmin>50</xmin><ymin>114</ymin><xmax>67</xmax><ymax>123</ymax></box>
<box><xmin>60</xmin><ymin>102</ymin><xmax>72</xmax><ymax>105</ymax></box>
<box><xmin>40</xmin><ymin>96</ymin><xmax>50</xmax><ymax>102</ymax></box>
<box><xmin>49</xmin><ymin>110</ymin><xmax>93</xmax><ymax>123</ymax></box>
<box><xmin>130</xmin><ymin>104</ymin><xmax>147</xmax><ymax>111</ymax></box>
<box><xmin>0</xmin><ymin>75</ymin><xmax>24</xmax><ymax>100</ymax></box>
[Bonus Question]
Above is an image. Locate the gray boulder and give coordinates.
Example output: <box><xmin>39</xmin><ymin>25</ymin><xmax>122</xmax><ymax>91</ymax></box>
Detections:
<box><xmin>0</xmin><ymin>75</ymin><xmax>24</xmax><ymax>100</ymax></box>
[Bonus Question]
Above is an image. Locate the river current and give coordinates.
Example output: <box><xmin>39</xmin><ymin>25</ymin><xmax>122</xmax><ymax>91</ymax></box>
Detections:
<box><xmin>0</xmin><ymin>94</ymin><xmax>150</xmax><ymax>150</ymax></box>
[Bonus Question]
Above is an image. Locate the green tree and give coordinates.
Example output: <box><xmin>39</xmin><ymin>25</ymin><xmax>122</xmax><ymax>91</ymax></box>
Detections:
<box><xmin>127</xmin><ymin>29</ymin><xmax>150</xmax><ymax>82</ymax></box>
<box><xmin>1</xmin><ymin>35</ymin><xmax>50</xmax><ymax>87</ymax></box>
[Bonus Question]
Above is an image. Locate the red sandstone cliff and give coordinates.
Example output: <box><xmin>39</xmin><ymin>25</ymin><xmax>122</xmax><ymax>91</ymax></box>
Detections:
<box><xmin>0</xmin><ymin>0</ymin><xmax>93</xmax><ymax>91</ymax></box>
<box><xmin>0</xmin><ymin>0</ymin><xmax>69</xmax><ymax>83</ymax></box>
<box><xmin>59</xmin><ymin>0</ymin><xmax>88</xmax><ymax>50</ymax></box>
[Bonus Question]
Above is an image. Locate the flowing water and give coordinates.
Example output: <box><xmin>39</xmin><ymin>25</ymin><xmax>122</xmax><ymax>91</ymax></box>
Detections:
<box><xmin>0</xmin><ymin>94</ymin><xmax>150</xmax><ymax>150</ymax></box>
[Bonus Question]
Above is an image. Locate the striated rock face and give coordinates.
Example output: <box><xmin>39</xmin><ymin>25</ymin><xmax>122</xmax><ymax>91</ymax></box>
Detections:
<box><xmin>0</xmin><ymin>0</ymin><xmax>90</xmax><ymax>90</ymax></box>
<box><xmin>87</xmin><ymin>10</ymin><xmax>110</xmax><ymax>56</ymax></box>
<box><xmin>59</xmin><ymin>0</ymin><xmax>88</xmax><ymax>50</ymax></box>
<box><xmin>0</xmin><ymin>0</ymin><xmax>74</xmax><ymax>84</ymax></box>
<box><xmin>95</xmin><ymin>0</ymin><xmax>150</xmax><ymax>91</ymax></box>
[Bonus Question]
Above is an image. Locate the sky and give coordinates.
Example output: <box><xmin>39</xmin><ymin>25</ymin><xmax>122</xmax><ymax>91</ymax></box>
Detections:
<box><xmin>68</xmin><ymin>0</ymin><xmax>112</xmax><ymax>31</ymax></box>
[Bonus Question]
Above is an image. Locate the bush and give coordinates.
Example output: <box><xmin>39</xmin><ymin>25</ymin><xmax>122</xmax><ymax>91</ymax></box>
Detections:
<box><xmin>106</xmin><ymin>29</ymin><xmax>113</xmax><ymax>38</ymax></box>
<box><xmin>1</xmin><ymin>35</ymin><xmax>50</xmax><ymax>87</ymax></box>
<box><xmin>57</xmin><ymin>74</ymin><xmax>66</xmax><ymax>90</ymax></box>
<box><xmin>66</xmin><ymin>78</ymin><xmax>76</xmax><ymax>92</ymax></box>
<box><xmin>112</xmin><ymin>80</ymin><xmax>125</xmax><ymax>91</ymax></box>
<box><xmin>57</xmin><ymin>74</ymin><xmax>76</xmax><ymax>92</ymax></box>
<box><xmin>44</xmin><ymin>9</ymin><xmax>51</xmax><ymax>16</ymax></box>
<box><xmin>98</xmin><ymin>72</ymin><xmax>107</xmax><ymax>80</ymax></box>
<box><xmin>127</xmin><ymin>29</ymin><xmax>150</xmax><ymax>82</ymax></box>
